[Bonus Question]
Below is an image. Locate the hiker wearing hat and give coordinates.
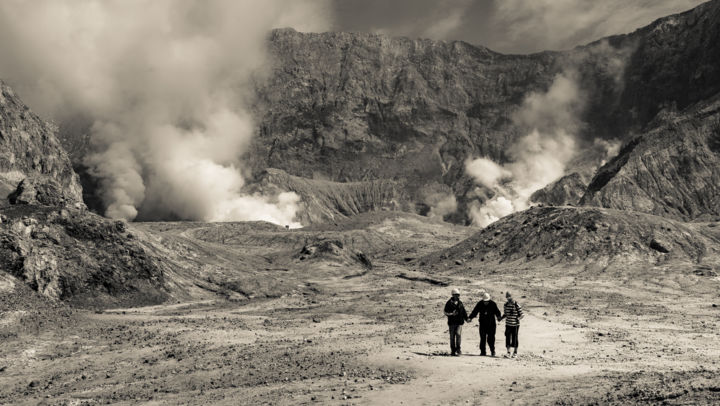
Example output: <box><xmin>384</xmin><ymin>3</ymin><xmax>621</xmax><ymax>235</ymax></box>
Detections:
<box><xmin>499</xmin><ymin>291</ymin><xmax>524</xmax><ymax>358</ymax></box>
<box><xmin>467</xmin><ymin>291</ymin><xmax>502</xmax><ymax>356</ymax></box>
<box><xmin>443</xmin><ymin>288</ymin><xmax>468</xmax><ymax>356</ymax></box>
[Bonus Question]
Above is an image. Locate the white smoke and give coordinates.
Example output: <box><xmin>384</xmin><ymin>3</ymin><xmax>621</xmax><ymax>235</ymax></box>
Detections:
<box><xmin>466</xmin><ymin>72</ymin><xmax>583</xmax><ymax>227</ymax></box>
<box><xmin>0</xmin><ymin>0</ymin><xmax>331</xmax><ymax>227</ymax></box>
<box><xmin>427</xmin><ymin>193</ymin><xmax>458</xmax><ymax>219</ymax></box>
<box><xmin>595</xmin><ymin>138</ymin><xmax>622</xmax><ymax>167</ymax></box>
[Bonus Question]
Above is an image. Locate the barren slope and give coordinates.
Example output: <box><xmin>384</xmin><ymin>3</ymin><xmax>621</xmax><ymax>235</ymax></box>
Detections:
<box><xmin>581</xmin><ymin>97</ymin><xmax>720</xmax><ymax>220</ymax></box>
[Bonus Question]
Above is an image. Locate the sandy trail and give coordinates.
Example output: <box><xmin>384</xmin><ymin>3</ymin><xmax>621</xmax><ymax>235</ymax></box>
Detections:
<box><xmin>363</xmin><ymin>312</ymin><xmax>592</xmax><ymax>405</ymax></box>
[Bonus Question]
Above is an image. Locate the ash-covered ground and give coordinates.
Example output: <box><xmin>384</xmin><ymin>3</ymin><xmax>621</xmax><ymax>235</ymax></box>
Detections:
<box><xmin>2</xmin><ymin>211</ymin><xmax>720</xmax><ymax>405</ymax></box>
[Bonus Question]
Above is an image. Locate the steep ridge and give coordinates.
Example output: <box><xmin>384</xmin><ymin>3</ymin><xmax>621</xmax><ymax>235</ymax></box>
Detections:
<box><xmin>581</xmin><ymin>97</ymin><xmax>720</xmax><ymax>220</ymax></box>
<box><xmin>602</xmin><ymin>0</ymin><xmax>720</xmax><ymax>133</ymax></box>
<box><xmin>247</xmin><ymin>29</ymin><xmax>560</xmax><ymax>210</ymax></box>
<box><xmin>244</xmin><ymin>0</ymin><xmax>720</xmax><ymax>220</ymax></box>
<box><xmin>0</xmin><ymin>80</ymin><xmax>83</xmax><ymax>208</ymax></box>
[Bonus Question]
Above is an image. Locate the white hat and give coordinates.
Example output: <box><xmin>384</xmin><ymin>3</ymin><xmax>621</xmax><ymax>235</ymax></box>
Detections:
<box><xmin>451</xmin><ymin>288</ymin><xmax>460</xmax><ymax>295</ymax></box>
<box><xmin>482</xmin><ymin>292</ymin><xmax>490</xmax><ymax>301</ymax></box>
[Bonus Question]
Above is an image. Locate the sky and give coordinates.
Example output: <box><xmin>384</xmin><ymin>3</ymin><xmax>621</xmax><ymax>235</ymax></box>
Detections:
<box><xmin>329</xmin><ymin>0</ymin><xmax>706</xmax><ymax>53</ymax></box>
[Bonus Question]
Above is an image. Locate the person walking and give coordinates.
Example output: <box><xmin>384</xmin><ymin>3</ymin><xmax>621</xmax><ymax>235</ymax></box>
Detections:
<box><xmin>467</xmin><ymin>292</ymin><xmax>502</xmax><ymax>356</ymax></box>
<box><xmin>443</xmin><ymin>288</ymin><xmax>468</xmax><ymax>356</ymax></box>
<box><xmin>500</xmin><ymin>291</ymin><xmax>524</xmax><ymax>358</ymax></box>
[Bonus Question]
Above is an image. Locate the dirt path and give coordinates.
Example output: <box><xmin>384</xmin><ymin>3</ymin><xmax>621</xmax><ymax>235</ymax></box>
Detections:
<box><xmin>2</xmin><ymin>268</ymin><xmax>720</xmax><ymax>405</ymax></box>
<box><xmin>362</xmin><ymin>311</ymin><xmax>591</xmax><ymax>405</ymax></box>
<box><xmin>3</xmin><ymin>216</ymin><xmax>720</xmax><ymax>405</ymax></box>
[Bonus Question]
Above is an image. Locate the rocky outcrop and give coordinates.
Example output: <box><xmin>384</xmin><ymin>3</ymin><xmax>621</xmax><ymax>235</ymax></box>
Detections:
<box><xmin>0</xmin><ymin>81</ymin><xmax>172</xmax><ymax>308</ymax></box>
<box><xmin>0</xmin><ymin>206</ymin><xmax>167</xmax><ymax>307</ymax></box>
<box><xmin>0</xmin><ymin>80</ymin><xmax>84</xmax><ymax>208</ymax></box>
<box><xmin>530</xmin><ymin>172</ymin><xmax>588</xmax><ymax>206</ymax></box>
<box><xmin>297</xmin><ymin>239</ymin><xmax>373</xmax><ymax>269</ymax></box>
<box><xmin>424</xmin><ymin>206</ymin><xmax>719</xmax><ymax>267</ymax></box>
<box><xmin>601</xmin><ymin>0</ymin><xmax>720</xmax><ymax>134</ymax></box>
<box><xmin>581</xmin><ymin>97</ymin><xmax>720</xmax><ymax>221</ymax></box>
<box><xmin>253</xmin><ymin>168</ymin><xmax>405</xmax><ymax>224</ymax></box>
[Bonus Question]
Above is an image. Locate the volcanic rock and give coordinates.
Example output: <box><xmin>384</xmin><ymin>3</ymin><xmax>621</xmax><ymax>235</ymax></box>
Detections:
<box><xmin>0</xmin><ymin>80</ymin><xmax>83</xmax><ymax>208</ymax></box>
<box><xmin>297</xmin><ymin>239</ymin><xmax>373</xmax><ymax>269</ymax></box>
<box><xmin>531</xmin><ymin>173</ymin><xmax>588</xmax><ymax>206</ymax></box>
<box><xmin>0</xmin><ymin>205</ymin><xmax>167</xmax><ymax>307</ymax></box>
<box><xmin>581</xmin><ymin>97</ymin><xmax>720</xmax><ymax>220</ymax></box>
<box><xmin>425</xmin><ymin>206</ymin><xmax>720</xmax><ymax>267</ymax></box>
<box><xmin>244</xmin><ymin>1</ymin><xmax>720</xmax><ymax>220</ymax></box>
<box><xmin>54</xmin><ymin>1</ymin><xmax>720</xmax><ymax>222</ymax></box>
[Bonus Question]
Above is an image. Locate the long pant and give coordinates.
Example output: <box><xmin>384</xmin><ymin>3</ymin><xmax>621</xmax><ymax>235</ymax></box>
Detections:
<box><xmin>479</xmin><ymin>323</ymin><xmax>496</xmax><ymax>354</ymax></box>
<box><xmin>505</xmin><ymin>325</ymin><xmax>519</xmax><ymax>348</ymax></box>
<box><xmin>449</xmin><ymin>324</ymin><xmax>462</xmax><ymax>354</ymax></box>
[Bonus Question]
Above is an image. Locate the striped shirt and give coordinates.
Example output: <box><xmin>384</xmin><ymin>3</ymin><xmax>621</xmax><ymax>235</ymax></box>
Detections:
<box><xmin>503</xmin><ymin>300</ymin><xmax>524</xmax><ymax>326</ymax></box>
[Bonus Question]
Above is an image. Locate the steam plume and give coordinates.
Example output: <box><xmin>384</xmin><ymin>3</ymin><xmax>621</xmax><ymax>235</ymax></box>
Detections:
<box><xmin>466</xmin><ymin>71</ymin><xmax>583</xmax><ymax>227</ymax></box>
<box><xmin>427</xmin><ymin>193</ymin><xmax>458</xmax><ymax>219</ymax></box>
<box><xmin>0</xmin><ymin>0</ymin><xmax>331</xmax><ymax>227</ymax></box>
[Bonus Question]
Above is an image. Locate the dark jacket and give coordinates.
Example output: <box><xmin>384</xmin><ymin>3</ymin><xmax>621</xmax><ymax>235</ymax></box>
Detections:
<box><xmin>468</xmin><ymin>300</ymin><xmax>501</xmax><ymax>327</ymax></box>
<box><xmin>444</xmin><ymin>298</ymin><xmax>468</xmax><ymax>325</ymax></box>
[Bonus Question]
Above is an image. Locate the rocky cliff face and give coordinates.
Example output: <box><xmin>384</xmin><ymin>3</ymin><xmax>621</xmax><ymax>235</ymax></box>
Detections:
<box><xmin>602</xmin><ymin>0</ymin><xmax>720</xmax><ymax>134</ymax></box>
<box><xmin>0</xmin><ymin>82</ymin><xmax>170</xmax><ymax>307</ymax></box>
<box><xmin>244</xmin><ymin>0</ymin><xmax>720</xmax><ymax>222</ymax></box>
<box><xmin>0</xmin><ymin>80</ymin><xmax>84</xmax><ymax>208</ymax></box>
<box><xmin>581</xmin><ymin>97</ymin><xmax>720</xmax><ymax>221</ymax></box>
<box><xmin>49</xmin><ymin>0</ymin><xmax>720</xmax><ymax>225</ymax></box>
<box><xmin>247</xmin><ymin>29</ymin><xmax>560</xmax><ymax>210</ymax></box>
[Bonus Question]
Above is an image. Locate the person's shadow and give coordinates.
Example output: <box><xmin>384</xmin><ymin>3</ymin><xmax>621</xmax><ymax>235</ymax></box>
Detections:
<box><xmin>411</xmin><ymin>351</ymin><xmax>450</xmax><ymax>357</ymax></box>
<box><xmin>411</xmin><ymin>351</ymin><xmax>489</xmax><ymax>357</ymax></box>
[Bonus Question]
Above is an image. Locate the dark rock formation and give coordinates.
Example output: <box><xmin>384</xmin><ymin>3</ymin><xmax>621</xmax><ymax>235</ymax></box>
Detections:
<box><xmin>0</xmin><ymin>80</ymin><xmax>173</xmax><ymax>308</ymax></box>
<box><xmin>424</xmin><ymin>206</ymin><xmax>719</xmax><ymax>267</ymax></box>
<box><xmin>601</xmin><ymin>0</ymin><xmax>720</xmax><ymax>133</ymax></box>
<box><xmin>297</xmin><ymin>239</ymin><xmax>373</xmax><ymax>269</ymax></box>
<box><xmin>246</xmin><ymin>29</ymin><xmax>560</xmax><ymax>216</ymax></box>
<box><xmin>531</xmin><ymin>172</ymin><xmax>588</xmax><ymax>206</ymax></box>
<box><xmin>0</xmin><ymin>80</ymin><xmax>84</xmax><ymax>208</ymax></box>
<box><xmin>581</xmin><ymin>97</ymin><xmax>720</xmax><ymax>221</ymax></box>
<box><xmin>0</xmin><ymin>205</ymin><xmax>167</xmax><ymax>308</ymax></box>
<box><xmin>243</xmin><ymin>0</ymin><xmax>720</xmax><ymax>220</ymax></box>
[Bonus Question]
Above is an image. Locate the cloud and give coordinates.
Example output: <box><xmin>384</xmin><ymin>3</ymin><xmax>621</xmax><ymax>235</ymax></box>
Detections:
<box><xmin>427</xmin><ymin>193</ymin><xmax>458</xmax><ymax>218</ymax></box>
<box><xmin>0</xmin><ymin>0</ymin><xmax>331</xmax><ymax>227</ymax></box>
<box><xmin>493</xmin><ymin>0</ymin><xmax>705</xmax><ymax>52</ymax></box>
<box><xmin>421</xmin><ymin>0</ymin><xmax>472</xmax><ymax>39</ymax></box>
